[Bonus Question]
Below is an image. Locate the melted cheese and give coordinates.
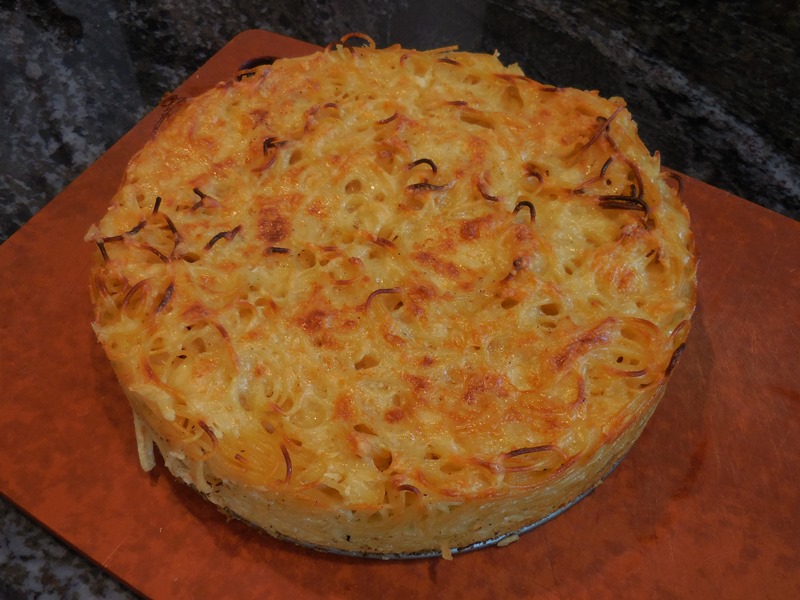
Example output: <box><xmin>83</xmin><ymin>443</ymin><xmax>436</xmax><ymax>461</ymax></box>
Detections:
<box><xmin>87</xmin><ymin>37</ymin><xmax>696</xmax><ymax>555</ymax></box>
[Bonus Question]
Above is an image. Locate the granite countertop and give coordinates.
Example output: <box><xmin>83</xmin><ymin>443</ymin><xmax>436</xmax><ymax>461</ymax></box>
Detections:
<box><xmin>1</xmin><ymin>1</ymin><xmax>798</xmax><ymax>597</ymax></box>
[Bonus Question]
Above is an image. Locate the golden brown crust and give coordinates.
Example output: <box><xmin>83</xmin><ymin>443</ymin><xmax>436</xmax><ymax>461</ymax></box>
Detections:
<box><xmin>87</xmin><ymin>36</ymin><xmax>697</xmax><ymax>557</ymax></box>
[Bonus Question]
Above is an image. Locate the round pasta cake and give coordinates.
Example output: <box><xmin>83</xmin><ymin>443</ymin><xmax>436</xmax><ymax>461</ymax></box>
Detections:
<box><xmin>87</xmin><ymin>35</ymin><xmax>697</xmax><ymax>558</ymax></box>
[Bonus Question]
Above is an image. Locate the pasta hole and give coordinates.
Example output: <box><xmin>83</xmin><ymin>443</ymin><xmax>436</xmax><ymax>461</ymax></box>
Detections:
<box><xmin>296</xmin><ymin>248</ymin><xmax>317</xmax><ymax>269</ymax></box>
<box><xmin>460</xmin><ymin>111</ymin><xmax>495</xmax><ymax>129</ymax></box>
<box><xmin>539</xmin><ymin>302</ymin><xmax>561</xmax><ymax>316</ymax></box>
<box><xmin>439</xmin><ymin>460</ymin><xmax>463</xmax><ymax>474</ymax></box>
<box><xmin>185</xmin><ymin>337</ymin><xmax>208</xmax><ymax>355</ymax></box>
<box><xmin>104</xmin><ymin>275</ymin><xmax>127</xmax><ymax>295</ymax></box>
<box><xmin>237</xmin><ymin>303</ymin><xmax>257</xmax><ymax>324</ymax></box>
<box><xmin>354</xmin><ymin>423</ymin><xmax>377</xmax><ymax>435</ymax></box>
<box><xmin>345</xmin><ymin>179</ymin><xmax>362</xmax><ymax>194</ymax></box>
<box><xmin>411</xmin><ymin>60</ymin><xmax>429</xmax><ymax>77</ymax></box>
<box><xmin>182</xmin><ymin>251</ymin><xmax>201</xmax><ymax>263</ymax></box>
<box><xmin>338</xmin><ymin>228</ymin><xmax>356</xmax><ymax>244</ymax></box>
<box><xmin>500</xmin><ymin>297</ymin><xmax>519</xmax><ymax>309</ymax></box>
<box><xmin>646</xmin><ymin>256</ymin><xmax>666</xmax><ymax>277</ymax></box>
<box><xmin>317</xmin><ymin>484</ymin><xmax>344</xmax><ymax>502</ymax></box>
<box><xmin>254</xmin><ymin>296</ymin><xmax>276</xmax><ymax>311</ymax></box>
<box><xmin>373</xmin><ymin>449</ymin><xmax>393</xmax><ymax>471</ymax></box>
<box><xmin>289</xmin><ymin>149</ymin><xmax>303</xmax><ymax>164</ymax></box>
<box><xmin>148</xmin><ymin>351</ymin><xmax>170</xmax><ymax>368</ymax></box>
<box><xmin>376</xmin><ymin>150</ymin><xmax>395</xmax><ymax>173</ymax></box>
<box><xmin>354</xmin><ymin>354</ymin><xmax>379</xmax><ymax>370</ymax></box>
<box><xmin>405</xmin><ymin>196</ymin><xmax>425</xmax><ymax>210</ymax></box>
<box><xmin>400</xmin><ymin>488</ymin><xmax>421</xmax><ymax>507</ymax></box>
<box><xmin>502</xmin><ymin>85</ymin><xmax>524</xmax><ymax>110</ymax></box>
<box><xmin>367</xmin><ymin>511</ymin><xmax>385</xmax><ymax>523</ymax></box>
<box><xmin>621</xmin><ymin>326</ymin><xmax>641</xmax><ymax>341</ymax></box>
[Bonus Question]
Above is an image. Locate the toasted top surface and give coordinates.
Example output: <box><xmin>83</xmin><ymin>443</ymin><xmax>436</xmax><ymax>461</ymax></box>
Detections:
<box><xmin>88</xmin><ymin>38</ymin><xmax>696</xmax><ymax>508</ymax></box>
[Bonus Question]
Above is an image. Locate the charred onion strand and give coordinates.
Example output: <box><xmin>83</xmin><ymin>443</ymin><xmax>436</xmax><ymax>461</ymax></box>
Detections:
<box><xmin>406</xmin><ymin>181</ymin><xmax>451</xmax><ymax>192</ymax></box>
<box><xmin>627</xmin><ymin>161</ymin><xmax>645</xmax><ymax>200</ymax></box>
<box><xmin>236</xmin><ymin>56</ymin><xmax>277</xmax><ymax>79</ymax></box>
<box><xmin>158</xmin><ymin>214</ymin><xmax>181</xmax><ymax>256</ymax></box>
<box><xmin>205</xmin><ymin>225</ymin><xmax>242</xmax><ymax>250</ymax></box>
<box><xmin>602</xmin><ymin>132</ymin><xmax>645</xmax><ymax>203</ymax></box>
<box><xmin>665</xmin><ymin>171</ymin><xmax>685</xmax><ymax>196</ymax></box>
<box><xmin>362</xmin><ymin>287</ymin><xmax>401</xmax><ymax>310</ymax></box>
<box><xmin>437</xmin><ymin>57</ymin><xmax>461</xmax><ymax>66</ymax></box>
<box><xmin>372</xmin><ymin>236</ymin><xmax>396</xmax><ymax>249</ymax></box>
<box><xmin>513</xmin><ymin>200</ymin><xmax>536</xmax><ymax>222</ymax></box>
<box><xmin>126</xmin><ymin>220</ymin><xmax>146</xmax><ymax>236</ymax></box>
<box><xmin>238</xmin><ymin>55</ymin><xmax>278</xmax><ymax>71</ymax></box>
<box><xmin>191</xmin><ymin>187</ymin><xmax>221</xmax><ymax>211</ymax></box>
<box><xmin>155</xmin><ymin>282</ymin><xmax>174</xmax><ymax>314</ymax></box>
<box><xmin>121</xmin><ymin>279</ymin><xmax>148</xmax><ymax>309</ymax></box>
<box><xmin>665</xmin><ymin>343</ymin><xmax>686</xmax><ymax>376</ymax></box>
<box><xmin>280</xmin><ymin>443</ymin><xmax>293</xmax><ymax>483</ymax></box>
<box><xmin>152</xmin><ymin>196</ymin><xmax>162</xmax><ymax>215</ymax></box>
<box><xmin>263</xmin><ymin>136</ymin><xmax>279</xmax><ymax>153</ymax></box>
<box><xmin>101</xmin><ymin>219</ymin><xmax>147</xmax><ymax>244</ymax></box>
<box><xmin>598</xmin><ymin>195</ymin><xmax>649</xmax><ymax>217</ymax></box>
<box><xmin>572</xmin><ymin>376</ymin><xmax>587</xmax><ymax>408</ymax></box>
<box><xmin>573</xmin><ymin>156</ymin><xmax>614</xmax><ymax>192</ymax></box>
<box><xmin>267</xmin><ymin>246</ymin><xmax>290</xmax><ymax>254</ymax></box>
<box><xmin>377</xmin><ymin>112</ymin><xmax>398</xmax><ymax>125</ymax></box>
<box><xmin>162</xmin><ymin>213</ymin><xmax>179</xmax><ymax>237</ymax></box>
<box><xmin>152</xmin><ymin>94</ymin><xmax>185</xmax><ymax>134</ymax></box>
<box><xmin>600</xmin><ymin>156</ymin><xmax>614</xmax><ymax>177</ymax></box>
<box><xmin>613</xmin><ymin>368</ymin><xmax>648</xmax><ymax>377</ymax></box>
<box><xmin>525</xmin><ymin>165</ymin><xmax>544</xmax><ymax>183</ymax></box>
<box><xmin>407</xmin><ymin>158</ymin><xmax>438</xmax><ymax>174</ymax></box>
<box><xmin>143</xmin><ymin>244</ymin><xmax>169</xmax><ymax>262</ymax></box>
<box><xmin>97</xmin><ymin>240</ymin><xmax>108</xmax><ymax>262</ymax></box>
<box><xmin>478</xmin><ymin>180</ymin><xmax>500</xmax><ymax>202</ymax></box>
<box><xmin>339</xmin><ymin>32</ymin><xmax>376</xmax><ymax>49</ymax></box>
<box><xmin>504</xmin><ymin>445</ymin><xmax>558</xmax><ymax>459</ymax></box>
<box><xmin>576</xmin><ymin>105</ymin><xmax>624</xmax><ymax>155</ymax></box>
<box><xmin>197</xmin><ymin>420</ymin><xmax>218</xmax><ymax>449</ymax></box>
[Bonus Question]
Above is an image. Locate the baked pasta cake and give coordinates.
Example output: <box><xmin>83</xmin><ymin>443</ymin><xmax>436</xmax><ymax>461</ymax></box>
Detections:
<box><xmin>86</xmin><ymin>34</ymin><xmax>697</xmax><ymax>558</ymax></box>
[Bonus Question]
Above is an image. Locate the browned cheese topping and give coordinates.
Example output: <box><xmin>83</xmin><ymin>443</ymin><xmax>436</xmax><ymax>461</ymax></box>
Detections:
<box><xmin>87</xmin><ymin>35</ymin><xmax>696</xmax><ymax>556</ymax></box>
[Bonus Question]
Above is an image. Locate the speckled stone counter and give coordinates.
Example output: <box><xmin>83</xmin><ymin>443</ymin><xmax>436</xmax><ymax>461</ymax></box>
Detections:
<box><xmin>1</xmin><ymin>1</ymin><xmax>798</xmax><ymax>597</ymax></box>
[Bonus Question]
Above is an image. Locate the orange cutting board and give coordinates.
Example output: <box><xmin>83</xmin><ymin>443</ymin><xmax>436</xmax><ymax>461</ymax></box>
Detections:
<box><xmin>1</xmin><ymin>30</ymin><xmax>798</xmax><ymax>600</ymax></box>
